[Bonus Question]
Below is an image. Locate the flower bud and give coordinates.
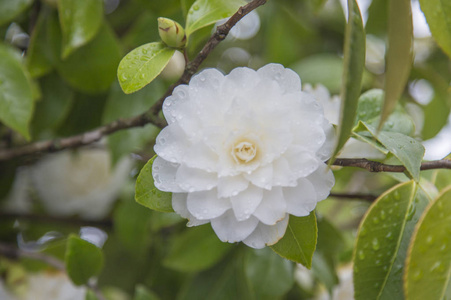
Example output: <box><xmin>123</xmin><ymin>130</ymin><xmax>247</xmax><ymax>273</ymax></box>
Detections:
<box><xmin>158</xmin><ymin>17</ymin><xmax>186</xmax><ymax>48</ymax></box>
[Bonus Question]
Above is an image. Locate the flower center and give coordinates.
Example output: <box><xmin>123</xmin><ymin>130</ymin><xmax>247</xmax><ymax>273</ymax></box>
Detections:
<box><xmin>232</xmin><ymin>141</ymin><xmax>257</xmax><ymax>164</ymax></box>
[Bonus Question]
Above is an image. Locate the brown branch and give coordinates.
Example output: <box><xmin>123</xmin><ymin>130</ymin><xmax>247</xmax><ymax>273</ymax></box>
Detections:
<box><xmin>0</xmin><ymin>242</ymin><xmax>106</xmax><ymax>300</ymax></box>
<box><xmin>329</xmin><ymin>192</ymin><xmax>377</xmax><ymax>202</ymax></box>
<box><xmin>0</xmin><ymin>0</ymin><xmax>267</xmax><ymax>162</ymax></box>
<box><xmin>0</xmin><ymin>212</ymin><xmax>113</xmax><ymax>229</ymax></box>
<box><xmin>331</xmin><ymin>158</ymin><xmax>451</xmax><ymax>172</ymax></box>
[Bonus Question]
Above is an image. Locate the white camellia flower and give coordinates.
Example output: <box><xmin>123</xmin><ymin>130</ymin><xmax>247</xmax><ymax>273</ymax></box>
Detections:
<box><xmin>30</xmin><ymin>148</ymin><xmax>132</xmax><ymax>219</ymax></box>
<box><xmin>152</xmin><ymin>64</ymin><xmax>335</xmax><ymax>248</ymax></box>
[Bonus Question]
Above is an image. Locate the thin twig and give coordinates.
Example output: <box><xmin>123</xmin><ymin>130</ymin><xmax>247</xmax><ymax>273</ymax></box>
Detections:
<box><xmin>0</xmin><ymin>0</ymin><xmax>267</xmax><ymax>162</ymax></box>
<box><xmin>331</xmin><ymin>158</ymin><xmax>451</xmax><ymax>172</ymax></box>
<box><xmin>329</xmin><ymin>192</ymin><xmax>377</xmax><ymax>202</ymax></box>
<box><xmin>0</xmin><ymin>213</ymin><xmax>113</xmax><ymax>229</ymax></box>
<box><xmin>0</xmin><ymin>242</ymin><xmax>106</xmax><ymax>300</ymax></box>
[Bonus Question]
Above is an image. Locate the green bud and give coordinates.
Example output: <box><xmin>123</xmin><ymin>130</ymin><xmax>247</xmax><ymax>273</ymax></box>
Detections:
<box><xmin>158</xmin><ymin>17</ymin><xmax>187</xmax><ymax>48</ymax></box>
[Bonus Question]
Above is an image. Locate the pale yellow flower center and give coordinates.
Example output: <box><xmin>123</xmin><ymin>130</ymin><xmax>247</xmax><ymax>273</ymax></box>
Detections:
<box><xmin>232</xmin><ymin>141</ymin><xmax>257</xmax><ymax>164</ymax></box>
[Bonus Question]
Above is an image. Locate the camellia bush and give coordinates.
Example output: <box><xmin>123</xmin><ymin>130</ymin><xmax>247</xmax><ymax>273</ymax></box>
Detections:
<box><xmin>0</xmin><ymin>0</ymin><xmax>451</xmax><ymax>299</ymax></box>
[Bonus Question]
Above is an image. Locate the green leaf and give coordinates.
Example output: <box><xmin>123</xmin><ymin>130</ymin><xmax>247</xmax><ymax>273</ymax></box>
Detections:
<box><xmin>244</xmin><ymin>247</ymin><xmax>294</xmax><ymax>298</ymax></box>
<box><xmin>57</xmin><ymin>0</ymin><xmax>103</xmax><ymax>59</ymax></box>
<box><xmin>135</xmin><ymin>156</ymin><xmax>173</xmax><ymax>212</ymax></box>
<box><xmin>163</xmin><ymin>225</ymin><xmax>233</xmax><ymax>272</ymax></box>
<box><xmin>103</xmin><ymin>81</ymin><xmax>163</xmax><ymax>163</ymax></box>
<box><xmin>404</xmin><ymin>186</ymin><xmax>451</xmax><ymax>300</ymax></box>
<box><xmin>65</xmin><ymin>234</ymin><xmax>104</xmax><ymax>286</ymax></box>
<box><xmin>353</xmin><ymin>181</ymin><xmax>429</xmax><ymax>300</ymax></box>
<box><xmin>26</xmin><ymin>7</ymin><xmax>54</xmax><ymax>78</ymax></box>
<box><xmin>270</xmin><ymin>212</ymin><xmax>317</xmax><ymax>268</ymax></box>
<box><xmin>134</xmin><ymin>285</ymin><xmax>161</xmax><ymax>300</ymax></box>
<box><xmin>355</xmin><ymin>89</ymin><xmax>415</xmax><ymax>136</ymax></box>
<box><xmin>45</xmin><ymin>12</ymin><xmax>121</xmax><ymax>93</ymax></box>
<box><xmin>30</xmin><ymin>72</ymin><xmax>74</xmax><ymax>139</ymax></box>
<box><xmin>356</xmin><ymin>122</ymin><xmax>424</xmax><ymax>181</ymax></box>
<box><xmin>0</xmin><ymin>43</ymin><xmax>34</xmax><ymax>140</ymax></box>
<box><xmin>380</xmin><ymin>0</ymin><xmax>413</xmax><ymax>128</ymax></box>
<box><xmin>332</xmin><ymin>0</ymin><xmax>366</xmax><ymax>157</ymax></box>
<box><xmin>118</xmin><ymin>42</ymin><xmax>175</xmax><ymax>94</ymax></box>
<box><xmin>419</xmin><ymin>0</ymin><xmax>451</xmax><ymax>59</ymax></box>
<box><xmin>113</xmin><ymin>198</ymin><xmax>152</xmax><ymax>255</ymax></box>
<box><xmin>309</xmin><ymin>0</ymin><xmax>328</xmax><ymax>13</ymax></box>
<box><xmin>0</xmin><ymin>0</ymin><xmax>33</xmax><ymax>27</ymax></box>
<box><xmin>185</xmin><ymin>0</ymin><xmax>245</xmax><ymax>36</ymax></box>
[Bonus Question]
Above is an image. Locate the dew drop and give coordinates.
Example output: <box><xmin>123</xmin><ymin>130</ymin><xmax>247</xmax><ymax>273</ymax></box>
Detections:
<box><xmin>375</xmin><ymin>259</ymin><xmax>382</xmax><ymax>266</ymax></box>
<box><xmin>360</xmin><ymin>227</ymin><xmax>367</xmax><ymax>237</ymax></box>
<box><xmin>406</xmin><ymin>204</ymin><xmax>416</xmax><ymax>221</ymax></box>
<box><xmin>159</xmin><ymin>137</ymin><xmax>166</xmax><ymax>145</ymax></box>
<box><xmin>120</xmin><ymin>73</ymin><xmax>128</xmax><ymax>82</ymax></box>
<box><xmin>426</xmin><ymin>235</ymin><xmax>434</xmax><ymax>245</ymax></box>
<box><xmin>140</xmin><ymin>73</ymin><xmax>145</xmax><ymax>79</ymax></box>
<box><xmin>413</xmin><ymin>270</ymin><xmax>423</xmax><ymax>281</ymax></box>
<box><xmin>430</xmin><ymin>261</ymin><xmax>445</xmax><ymax>273</ymax></box>
<box><xmin>386</xmin><ymin>231</ymin><xmax>394</xmax><ymax>240</ymax></box>
<box><xmin>394</xmin><ymin>191</ymin><xmax>400</xmax><ymax>200</ymax></box>
<box><xmin>439</xmin><ymin>244</ymin><xmax>446</xmax><ymax>252</ymax></box>
<box><xmin>193</xmin><ymin>4</ymin><xmax>199</xmax><ymax>10</ymax></box>
<box><xmin>358</xmin><ymin>250</ymin><xmax>365</xmax><ymax>260</ymax></box>
<box><xmin>372</xmin><ymin>238</ymin><xmax>380</xmax><ymax>251</ymax></box>
<box><xmin>372</xmin><ymin>217</ymin><xmax>380</xmax><ymax>224</ymax></box>
<box><xmin>380</xmin><ymin>210</ymin><xmax>386</xmax><ymax>220</ymax></box>
<box><xmin>142</xmin><ymin>48</ymin><xmax>148</xmax><ymax>54</ymax></box>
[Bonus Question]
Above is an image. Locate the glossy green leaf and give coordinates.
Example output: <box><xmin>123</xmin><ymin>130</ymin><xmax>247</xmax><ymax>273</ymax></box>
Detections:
<box><xmin>118</xmin><ymin>42</ymin><xmax>175</xmax><ymax>94</ymax></box>
<box><xmin>0</xmin><ymin>0</ymin><xmax>33</xmax><ymax>27</ymax></box>
<box><xmin>419</xmin><ymin>0</ymin><xmax>451</xmax><ymax>58</ymax></box>
<box><xmin>57</xmin><ymin>0</ymin><xmax>103</xmax><ymax>59</ymax></box>
<box><xmin>45</xmin><ymin>12</ymin><xmax>121</xmax><ymax>94</ymax></box>
<box><xmin>185</xmin><ymin>0</ymin><xmax>245</xmax><ymax>36</ymax></box>
<box><xmin>31</xmin><ymin>72</ymin><xmax>74</xmax><ymax>139</ymax></box>
<box><xmin>332</xmin><ymin>0</ymin><xmax>365</xmax><ymax>158</ymax></box>
<box><xmin>113</xmin><ymin>198</ymin><xmax>152</xmax><ymax>255</ymax></box>
<box><xmin>271</xmin><ymin>212</ymin><xmax>317</xmax><ymax>268</ymax></box>
<box><xmin>134</xmin><ymin>285</ymin><xmax>161</xmax><ymax>300</ymax></box>
<box><xmin>103</xmin><ymin>81</ymin><xmax>163</xmax><ymax>163</ymax></box>
<box><xmin>0</xmin><ymin>44</ymin><xmax>34</xmax><ymax>140</ymax></box>
<box><xmin>356</xmin><ymin>122</ymin><xmax>424</xmax><ymax>181</ymax></box>
<box><xmin>353</xmin><ymin>181</ymin><xmax>429</xmax><ymax>299</ymax></box>
<box><xmin>432</xmin><ymin>155</ymin><xmax>451</xmax><ymax>192</ymax></box>
<box><xmin>26</xmin><ymin>7</ymin><xmax>53</xmax><ymax>78</ymax></box>
<box><xmin>65</xmin><ymin>234</ymin><xmax>104</xmax><ymax>286</ymax></box>
<box><xmin>163</xmin><ymin>225</ymin><xmax>232</xmax><ymax>272</ymax></box>
<box><xmin>135</xmin><ymin>156</ymin><xmax>173</xmax><ymax>212</ymax></box>
<box><xmin>380</xmin><ymin>0</ymin><xmax>413</xmax><ymax>128</ymax></box>
<box><xmin>245</xmin><ymin>247</ymin><xmax>294</xmax><ymax>297</ymax></box>
<box><xmin>405</xmin><ymin>187</ymin><xmax>451</xmax><ymax>300</ymax></box>
<box><xmin>355</xmin><ymin>89</ymin><xmax>415</xmax><ymax>136</ymax></box>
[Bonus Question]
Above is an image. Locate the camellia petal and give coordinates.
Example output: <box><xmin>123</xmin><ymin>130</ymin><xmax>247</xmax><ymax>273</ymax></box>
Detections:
<box><xmin>230</xmin><ymin>184</ymin><xmax>263</xmax><ymax>221</ymax></box>
<box><xmin>211</xmin><ymin>210</ymin><xmax>259</xmax><ymax>242</ymax></box>
<box><xmin>243</xmin><ymin>215</ymin><xmax>289</xmax><ymax>249</ymax></box>
<box><xmin>153</xmin><ymin>64</ymin><xmax>336</xmax><ymax>248</ymax></box>
<box><xmin>186</xmin><ymin>189</ymin><xmax>231</xmax><ymax>220</ymax></box>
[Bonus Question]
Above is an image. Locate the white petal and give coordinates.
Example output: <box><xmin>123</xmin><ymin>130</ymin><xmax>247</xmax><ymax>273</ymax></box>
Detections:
<box><xmin>283</xmin><ymin>178</ymin><xmax>317</xmax><ymax>217</ymax></box>
<box><xmin>284</xmin><ymin>149</ymin><xmax>319</xmax><ymax>178</ymax></box>
<box><xmin>244</xmin><ymin>163</ymin><xmax>273</xmax><ymax>190</ymax></box>
<box><xmin>211</xmin><ymin>210</ymin><xmax>259</xmax><ymax>242</ymax></box>
<box><xmin>253</xmin><ymin>187</ymin><xmax>287</xmax><ymax>225</ymax></box>
<box><xmin>224</xmin><ymin>67</ymin><xmax>259</xmax><ymax>91</ymax></box>
<box><xmin>217</xmin><ymin>175</ymin><xmax>249</xmax><ymax>198</ymax></box>
<box><xmin>182</xmin><ymin>141</ymin><xmax>219</xmax><ymax>172</ymax></box>
<box><xmin>172</xmin><ymin>193</ymin><xmax>209</xmax><ymax>226</ymax></box>
<box><xmin>272</xmin><ymin>157</ymin><xmax>298</xmax><ymax>187</ymax></box>
<box><xmin>187</xmin><ymin>189</ymin><xmax>231</xmax><ymax>220</ymax></box>
<box><xmin>175</xmin><ymin>164</ymin><xmax>218</xmax><ymax>192</ymax></box>
<box><xmin>291</xmin><ymin>121</ymin><xmax>326</xmax><ymax>152</ymax></box>
<box><xmin>317</xmin><ymin>120</ymin><xmax>336</xmax><ymax>160</ymax></box>
<box><xmin>243</xmin><ymin>215</ymin><xmax>289</xmax><ymax>249</ymax></box>
<box><xmin>306</xmin><ymin>163</ymin><xmax>335</xmax><ymax>200</ymax></box>
<box><xmin>257</xmin><ymin>64</ymin><xmax>301</xmax><ymax>94</ymax></box>
<box><xmin>152</xmin><ymin>157</ymin><xmax>184</xmax><ymax>192</ymax></box>
<box><xmin>154</xmin><ymin>123</ymin><xmax>190</xmax><ymax>163</ymax></box>
<box><xmin>230</xmin><ymin>185</ymin><xmax>263</xmax><ymax>221</ymax></box>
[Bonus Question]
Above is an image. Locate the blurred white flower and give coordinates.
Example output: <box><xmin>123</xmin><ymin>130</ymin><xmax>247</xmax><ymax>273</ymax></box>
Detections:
<box><xmin>153</xmin><ymin>64</ymin><xmax>335</xmax><ymax>248</ymax></box>
<box><xmin>316</xmin><ymin>264</ymin><xmax>354</xmax><ymax>300</ymax></box>
<box><xmin>22</xmin><ymin>272</ymin><xmax>86</xmax><ymax>300</ymax></box>
<box><xmin>303</xmin><ymin>83</ymin><xmax>385</xmax><ymax>159</ymax></box>
<box><xmin>30</xmin><ymin>148</ymin><xmax>132</xmax><ymax>219</ymax></box>
<box><xmin>216</xmin><ymin>11</ymin><xmax>261</xmax><ymax>40</ymax></box>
